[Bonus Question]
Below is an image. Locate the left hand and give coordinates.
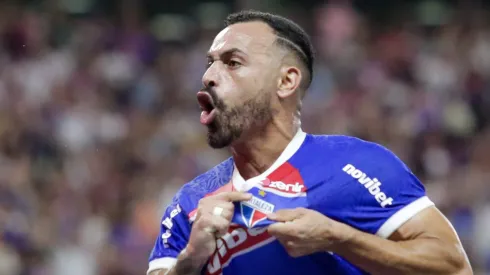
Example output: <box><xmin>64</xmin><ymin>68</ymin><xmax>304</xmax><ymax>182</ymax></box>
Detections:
<box><xmin>267</xmin><ymin>207</ymin><xmax>354</xmax><ymax>258</ymax></box>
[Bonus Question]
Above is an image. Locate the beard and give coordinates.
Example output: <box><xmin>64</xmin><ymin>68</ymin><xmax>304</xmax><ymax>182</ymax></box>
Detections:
<box><xmin>206</xmin><ymin>92</ymin><xmax>272</xmax><ymax>149</ymax></box>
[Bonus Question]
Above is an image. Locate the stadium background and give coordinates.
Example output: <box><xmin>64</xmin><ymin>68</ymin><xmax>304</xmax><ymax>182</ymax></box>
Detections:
<box><xmin>0</xmin><ymin>0</ymin><xmax>489</xmax><ymax>274</ymax></box>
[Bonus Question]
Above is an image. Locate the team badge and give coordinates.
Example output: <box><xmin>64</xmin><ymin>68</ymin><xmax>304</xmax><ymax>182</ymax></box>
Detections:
<box><xmin>240</xmin><ymin>195</ymin><xmax>275</xmax><ymax>228</ymax></box>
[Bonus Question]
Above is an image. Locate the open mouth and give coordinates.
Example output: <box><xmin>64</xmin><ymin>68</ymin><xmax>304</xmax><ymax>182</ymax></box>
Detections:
<box><xmin>197</xmin><ymin>91</ymin><xmax>217</xmax><ymax>125</ymax></box>
<box><xmin>197</xmin><ymin>91</ymin><xmax>215</xmax><ymax>112</ymax></box>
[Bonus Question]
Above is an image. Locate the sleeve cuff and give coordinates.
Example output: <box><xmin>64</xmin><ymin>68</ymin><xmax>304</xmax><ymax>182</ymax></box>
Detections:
<box><xmin>376</xmin><ymin>196</ymin><xmax>434</xmax><ymax>239</ymax></box>
<box><xmin>147</xmin><ymin>257</ymin><xmax>177</xmax><ymax>274</ymax></box>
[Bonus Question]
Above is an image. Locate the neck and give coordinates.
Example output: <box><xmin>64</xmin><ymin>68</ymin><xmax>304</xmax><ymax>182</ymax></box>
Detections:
<box><xmin>231</xmin><ymin>118</ymin><xmax>301</xmax><ymax>180</ymax></box>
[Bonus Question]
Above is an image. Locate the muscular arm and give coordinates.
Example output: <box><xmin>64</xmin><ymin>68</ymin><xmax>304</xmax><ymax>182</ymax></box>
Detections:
<box><xmin>148</xmin><ymin>249</ymin><xmax>203</xmax><ymax>275</ymax></box>
<box><xmin>147</xmin><ymin>191</ymin><xmax>251</xmax><ymax>275</ymax></box>
<box><xmin>332</xmin><ymin>206</ymin><xmax>472</xmax><ymax>275</ymax></box>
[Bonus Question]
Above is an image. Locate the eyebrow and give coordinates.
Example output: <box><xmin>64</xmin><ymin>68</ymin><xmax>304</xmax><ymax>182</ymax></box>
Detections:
<box><xmin>206</xmin><ymin>48</ymin><xmax>248</xmax><ymax>59</ymax></box>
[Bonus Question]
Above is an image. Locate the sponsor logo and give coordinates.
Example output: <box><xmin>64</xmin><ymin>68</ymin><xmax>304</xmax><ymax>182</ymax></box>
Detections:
<box><xmin>161</xmin><ymin>204</ymin><xmax>182</xmax><ymax>246</ymax></box>
<box><xmin>161</xmin><ymin>204</ymin><xmax>182</xmax><ymax>229</ymax></box>
<box><xmin>342</xmin><ymin>164</ymin><xmax>394</xmax><ymax>208</ymax></box>
<box><xmin>206</xmin><ymin>225</ymin><xmax>274</xmax><ymax>275</ymax></box>
<box><xmin>260</xmin><ymin>178</ymin><xmax>306</xmax><ymax>197</ymax></box>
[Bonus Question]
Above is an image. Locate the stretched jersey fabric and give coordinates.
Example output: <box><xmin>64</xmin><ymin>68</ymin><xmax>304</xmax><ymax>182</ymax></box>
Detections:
<box><xmin>148</xmin><ymin>130</ymin><xmax>434</xmax><ymax>275</ymax></box>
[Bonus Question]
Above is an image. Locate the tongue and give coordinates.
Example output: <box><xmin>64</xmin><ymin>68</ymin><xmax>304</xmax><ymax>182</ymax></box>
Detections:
<box><xmin>200</xmin><ymin>109</ymin><xmax>216</xmax><ymax>125</ymax></box>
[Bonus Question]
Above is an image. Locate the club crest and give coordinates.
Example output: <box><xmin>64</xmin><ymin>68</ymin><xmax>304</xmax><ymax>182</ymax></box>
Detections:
<box><xmin>240</xmin><ymin>195</ymin><xmax>275</xmax><ymax>228</ymax></box>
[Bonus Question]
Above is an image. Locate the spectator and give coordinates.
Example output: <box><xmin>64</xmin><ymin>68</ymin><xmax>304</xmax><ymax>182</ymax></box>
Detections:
<box><xmin>0</xmin><ymin>1</ymin><xmax>488</xmax><ymax>274</ymax></box>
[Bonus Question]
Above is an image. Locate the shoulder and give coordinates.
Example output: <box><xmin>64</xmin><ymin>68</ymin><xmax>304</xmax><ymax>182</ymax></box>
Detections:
<box><xmin>307</xmin><ymin>134</ymin><xmax>409</xmax><ymax>172</ymax></box>
<box><xmin>306</xmin><ymin>135</ymin><xmax>431</xmax><ymax>236</ymax></box>
<box><xmin>307</xmin><ymin>134</ymin><xmax>392</xmax><ymax>154</ymax></box>
<box><xmin>173</xmin><ymin>158</ymin><xmax>235</xmax><ymax>212</ymax></box>
<box><xmin>304</xmin><ymin>134</ymin><xmax>423</xmax><ymax>204</ymax></box>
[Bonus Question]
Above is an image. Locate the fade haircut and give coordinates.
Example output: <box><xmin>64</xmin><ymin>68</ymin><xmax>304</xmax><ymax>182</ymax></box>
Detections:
<box><xmin>224</xmin><ymin>10</ymin><xmax>314</xmax><ymax>97</ymax></box>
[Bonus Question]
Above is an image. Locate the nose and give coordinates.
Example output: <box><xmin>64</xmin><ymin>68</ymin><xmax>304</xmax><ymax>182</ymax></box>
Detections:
<box><xmin>202</xmin><ymin>62</ymin><xmax>220</xmax><ymax>89</ymax></box>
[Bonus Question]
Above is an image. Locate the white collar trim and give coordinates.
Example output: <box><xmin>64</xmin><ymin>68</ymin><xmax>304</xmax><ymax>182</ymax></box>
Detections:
<box><xmin>232</xmin><ymin>129</ymin><xmax>307</xmax><ymax>191</ymax></box>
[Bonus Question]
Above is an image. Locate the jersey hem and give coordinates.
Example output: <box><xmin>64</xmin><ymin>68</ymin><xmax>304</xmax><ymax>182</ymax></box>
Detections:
<box><xmin>375</xmin><ymin>196</ymin><xmax>434</xmax><ymax>238</ymax></box>
<box><xmin>147</xmin><ymin>257</ymin><xmax>177</xmax><ymax>274</ymax></box>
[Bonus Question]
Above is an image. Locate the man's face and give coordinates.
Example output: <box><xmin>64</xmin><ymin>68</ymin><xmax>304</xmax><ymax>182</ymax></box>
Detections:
<box><xmin>198</xmin><ymin>22</ymin><xmax>280</xmax><ymax>148</ymax></box>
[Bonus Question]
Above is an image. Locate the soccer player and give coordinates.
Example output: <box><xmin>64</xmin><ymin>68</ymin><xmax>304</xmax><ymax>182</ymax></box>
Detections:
<box><xmin>147</xmin><ymin>10</ymin><xmax>472</xmax><ymax>275</ymax></box>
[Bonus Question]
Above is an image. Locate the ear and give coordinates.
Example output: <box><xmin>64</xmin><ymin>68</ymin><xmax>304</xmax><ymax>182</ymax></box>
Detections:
<box><xmin>277</xmin><ymin>66</ymin><xmax>302</xmax><ymax>99</ymax></box>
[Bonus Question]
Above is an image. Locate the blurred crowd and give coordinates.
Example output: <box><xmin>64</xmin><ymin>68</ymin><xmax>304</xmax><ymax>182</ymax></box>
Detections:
<box><xmin>0</xmin><ymin>0</ymin><xmax>489</xmax><ymax>274</ymax></box>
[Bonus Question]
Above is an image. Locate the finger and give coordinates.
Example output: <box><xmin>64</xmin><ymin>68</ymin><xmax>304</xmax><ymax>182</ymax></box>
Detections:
<box><xmin>197</xmin><ymin>214</ymin><xmax>230</xmax><ymax>237</ymax></box>
<box><xmin>198</xmin><ymin>199</ymin><xmax>233</xmax><ymax>212</ymax></box>
<box><xmin>286</xmin><ymin>246</ymin><xmax>305</xmax><ymax>258</ymax></box>
<box><xmin>267</xmin><ymin>222</ymin><xmax>295</xmax><ymax>237</ymax></box>
<box><xmin>267</xmin><ymin>208</ymin><xmax>304</xmax><ymax>222</ymax></box>
<box><xmin>276</xmin><ymin>239</ymin><xmax>305</xmax><ymax>258</ymax></box>
<box><xmin>215</xmin><ymin>191</ymin><xmax>252</xmax><ymax>202</ymax></box>
<box><xmin>211</xmin><ymin>216</ymin><xmax>231</xmax><ymax>237</ymax></box>
<box><xmin>275</xmin><ymin>238</ymin><xmax>299</xmax><ymax>258</ymax></box>
<box><xmin>205</xmin><ymin>202</ymin><xmax>234</xmax><ymax>221</ymax></box>
<box><xmin>203</xmin><ymin>225</ymin><xmax>228</xmax><ymax>239</ymax></box>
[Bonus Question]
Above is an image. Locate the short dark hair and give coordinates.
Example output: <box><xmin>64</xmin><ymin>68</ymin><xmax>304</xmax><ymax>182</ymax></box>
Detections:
<box><xmin>224</xmin><ymin>10</ymin><xmax>314</xmax><ymax>95</ymax></box>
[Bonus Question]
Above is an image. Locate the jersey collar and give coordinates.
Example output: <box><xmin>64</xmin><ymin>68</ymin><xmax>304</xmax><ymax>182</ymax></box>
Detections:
<box><xmin>231</xmin><ymin>129</ymin><xmax>307</xmax><ymax>191</ymax></box>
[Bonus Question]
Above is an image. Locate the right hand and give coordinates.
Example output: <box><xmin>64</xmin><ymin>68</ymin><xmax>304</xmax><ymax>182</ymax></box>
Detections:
<box><xmin>183</xmin><ymin>191</ymin><xmax>252</xmax><ymax>266</ymax></box>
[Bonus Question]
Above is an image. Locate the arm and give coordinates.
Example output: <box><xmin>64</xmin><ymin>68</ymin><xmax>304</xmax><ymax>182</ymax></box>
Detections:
<box><xmin>148</xmin><ymin>249</ymin><xmax>203</xmax><ymax>275</ymax></box>
<box><xmin>268</xmin><ymin>142</ymin><xmax>472</xmax><ymax>275</ymax></box>
<box><xmin>148</xmin><ymin>191</ymin><xmax>252</xmax><ymax>275</ymax></box>
<box><xmin>147</xmin><ymin>199</ymin><xmax>193</xmax><ymax>275</ymax></box>
<box><xmin>332</xmin><ymin>206</ymin><xmax>472</xmax><ymax>275</ymax></box>
<box><xmin>328</xmin><ymin>143</ymin><xmax>472</xmax><ymax>274</ymax></box>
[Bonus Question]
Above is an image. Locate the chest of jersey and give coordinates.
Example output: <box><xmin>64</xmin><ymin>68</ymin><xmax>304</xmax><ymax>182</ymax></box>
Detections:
<box><xmin>204</xmin><ymin>212</ymin><xmax>366</xmax><ymax>275</ymax></box>
<box><xmin>231</xmin><ymin>161</ymin><xmax>309</xmax><ymax>228</ymax></box>
<box><xmin>202</xmin><ymin>162</ymin><xmax>366</xmax><ymax>275</ymax></box>
<box><xmin>150</xmin><ymin>135</ymin><xmax>426</xmax><ymax>275</ymax></box>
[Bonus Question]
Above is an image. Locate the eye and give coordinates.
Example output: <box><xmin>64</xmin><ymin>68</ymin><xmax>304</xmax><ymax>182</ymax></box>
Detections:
<box><xmin>227</xmin><ymin>60</ymin><xmax>241</xmax><ymax>69</ymax></box>
<box><xmin>206</xmin><ymin>60</ymin><xmax>213</xmax><ymax>69</ymax></box>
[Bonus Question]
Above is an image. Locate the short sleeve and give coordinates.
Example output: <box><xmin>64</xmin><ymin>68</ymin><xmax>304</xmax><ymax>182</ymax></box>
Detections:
<box><xmin>310</xmin><ymin>141</ymin><xmax>434</xmax><ymax>239</ymax></box>
<box><xmin>147</xmin><ymin>198</ymin><xmax>191</xmax><ymax>274</ymax></box>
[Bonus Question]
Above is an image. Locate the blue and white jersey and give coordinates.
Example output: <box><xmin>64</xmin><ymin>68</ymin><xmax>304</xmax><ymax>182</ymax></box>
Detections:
<box><xmin>148</xmin><ymin>130</ymin><xmax>434</xmax><ymax>275</ymax></box>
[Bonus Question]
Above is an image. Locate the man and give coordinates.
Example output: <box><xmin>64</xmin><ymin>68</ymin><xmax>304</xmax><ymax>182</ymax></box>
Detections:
<box><xmin>147</xmin><ymin>10</ymin><xmax>472</xmax><ymax>275</ymax></box>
